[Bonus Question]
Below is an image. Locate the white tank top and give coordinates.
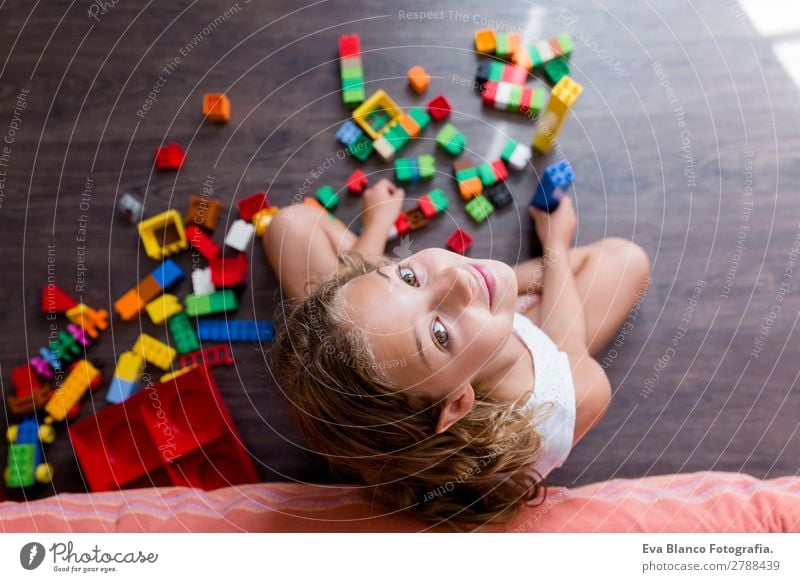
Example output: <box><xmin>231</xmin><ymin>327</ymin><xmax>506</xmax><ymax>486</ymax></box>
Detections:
<box><xmin>512</xmin><ymin>312</ymin><xmax>577</xmax><ymax>479</ymax></box>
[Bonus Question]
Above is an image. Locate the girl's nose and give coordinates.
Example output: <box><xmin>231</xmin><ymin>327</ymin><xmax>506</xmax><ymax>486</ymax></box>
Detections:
<box><xmin>433</xmin><ymin>264</ymin><xmax>474</xmax><ymax>310</ymax></box>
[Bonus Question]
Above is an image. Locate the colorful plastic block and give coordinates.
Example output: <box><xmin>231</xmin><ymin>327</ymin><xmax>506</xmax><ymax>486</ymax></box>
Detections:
<box><xmin>44</xmin><ymin>359</ymin><xmax>101</xmax><ymax>423</ymax></box>
<box><xmin>533</xmin><ymin>76</ymin><xmax>583</xmax><ymax>154</ymax></box>
<box><xmin>49</xmin><ymin>330</ymin><xmax>82</xmax><ymax>364</ymax></box>
<box><xmin>339</xmin><ymin>34</ymin><xmax>366</xmax><ymax>108</ymax></box>
<box><xmin>66</xmin><ymin>303</ymin><xmax>109</xmax><ymax>339</ymax></box>
<box><xmin>106</xmin><ymin>376</ymin><xmax>140</xmax><ymax>404</ymax></box>
<box><xmin>186</xmin><ymin>224</ymin><xmax>221</xmax><ymax>261</ymax></box>
<box><xmin>447</xmin><ymin>228</ymin><xmax>473</xmax><ymax>255</ymax></box>
<box><xmin>118</xmin><ymin>192</ymin><xmax>144</xmax><ymax>223</ymax></box>
<box><xmin>500</xmin><ymin>139</ymin><xmax>532</xmax><ymax>171</ymax></box>
<box><xmin>11</xmin><ymin>364</ymin><xmax>42</xmax><ymax>399</ymax></box>
<box><xmin>409</xmin><ymin>107</ymin><xmax>431</xmax><ymax>130</ymax></box>
<box><xmin>405</xmin><ymin>208</ymin><xmax>429</xmax><ymax>231</ymax></box>
<box><xmin>348</xmin><ymin>133</ymin><xmax>374</xmax><ymax>161</ymax></box>
<box><xmin>481</xmin><ymin>81</ymin><xmax>545</xmax><ymax>117</ymax></box>
<box><xmin>352</xmin><ymin>89</ymin><xmax>402</xmax><ymax>139</ymax></box>
<box><xmin>336</xmin><ymin>120</ymin><xmax>364</xmax><ymax>147</ymax></box>
<box><xmin>316</xmin><ymin>185</ymin><xmax>339</xmax><ymax>210</ymax></box>
<box><xmin>203</xmin><ymin>93</ymin><xmax>231</xmax><ymax>122</ymax></box>
<box><xmin>252</xmin><ymin>206</ymin><xmax>279</xmax><ymax>236</ymax></box>
<box><xmin>543</xmin><ymin>56</ymin><xmax>570</xmax><ymax>85</ymax></box>
<box><xmin>185</xmin><ymin>195</ymin><xmax>222</xmax><ymax>232</ymax></box>
<box><xmin>184</xmin><ymin>289</ymin><xmax>239</xmax><ymax>317</ymax></box>
<box><xmin>191</xmin><ymin>267</ymin><xmax>216</xmax><ymax>295</ymax></box>
<box><xmin>210</xmin><ymin>252</ymin><xmax>248</xmax><ymax>288</ymax></box>
<box><xmin>476</xmin><ymin>61</ymin><xmax>527</xmax><ymax>85</ymax></box>
<box><xmin>436</xmin><ymin>123</ymin><xmax>467</xmax><ymax>156</ymax></box>
<box><xmin>427</xmin><ymin>94</ymin><xmax>452</xmax><ymax>121</ymax></box>
<box><xmin>485</xmin><ymin>182</ymin><xmax>514</xmax><ymax>209</ymax></box>
<box><xmin>179</xmin><ymin>345</ymin><xmax>234</xmax><ymax>369</ymax></box>
<box><xmin>474</xmin><ymin>29</ymin><xmax>496</xmax><ymax>53</ymax></box>
<box><xmin>154</xmin><ymin>142</ymin><xmax>185</xmax><ymax>171</ymax></box>
<box><xmin>41</xmin><ymin>284</ymin><xmax>77</xmax><ymax>314</ymax></box>
<box><xmin>418</xmin><ymin>188</ymin><xmax>449</xmax><ymax>219</ymax></box>
<box><xmin>132</xmin><ymin>333</ymin><xmax>177</xmax><ymax>371</ymax></box>
<box><xmin>138</xmin><ymin>209</ymin><xmax>188</xmax><ymax>260</ymax></box>
<box><xmin>145</xmin><ymin>293</ymin><xmax>183</xmax><ymax>325</ymax></box>
<box><xmin>512</xmin><ymin>32</ymin><xmax>574</xmax><ymax>72</ymax></box>
<box><xmin>531</xmin><ymin>159</ymin><xmax>574</xmax><ymax>212</ymax></box>
<box><xmin>224</xmin><ymin>219</ymin><xmax>255</xmax><ymax>252</ymax></box>
<box><xmin>196</xmin><ymin>319</ymin><xmax>275</xmax><ymax>343</ymax></box>
<box><xmin>235</xmin><ymin>192</ymin><xmax>267</xmax><ymax>222</ymax></box>
<box><xmin>495</xmin><ymin>32</ymin><xmax>521</xmax><ymax>59</ymax></box>
<box><xmin>114</xmin><ymin>260</ymin><xmax>183</xmax><ymax>321</ymax></box>
<box><xmin>151</xmin><ymin>259</ymin><xmax>185</xmax><ymax>289</ymax></box>
<box><xmin>407</xmin><ymin>65</ymin><xmax>430</xmax><ymax>93</ymax></box>
<box><xmin>5</xmin><ymin>417</ymin><xmax>54</xmax><ymax>487</ymax></box>
<box><xmin>465</xmin><ymin>195</ymin><xmax>494</xmax><ymax>222</ymax></box>
<box><xmin>346</xmin><ymin>169</ymin><xmax>368</xmax><ymax>195</ymax></box>
<box><xmin>167</xmin><ymin>312</ymin><xmax>200</xmax><ymax>354</ymax></box>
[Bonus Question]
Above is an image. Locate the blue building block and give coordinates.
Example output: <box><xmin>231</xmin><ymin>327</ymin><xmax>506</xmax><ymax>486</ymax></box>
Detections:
<box><xmin>151</xmin><ymin>259</ymin><xmax>185</xmax><ymax>289</ymax></box>
<box><xmin>336</xmin><ymin>120</ymin><xmax>364</xmax><ymax>148</ymax></box>
<box><xmin>531</xmin><ymin>160</ymin><xmax>574</xmax><ymax>212</ymax></box>
<box><xmin>196</xmin><ymin>319</ymin><xmax>275</xmax><ymax>343</ymax></box>
<box><xmin>106</xmin><ymin>377</ymin><xmax>141</xmax><ymax>404</ymax></box>
<box><xmin>39</xmin><ymin>346</ymin><xmax>61</xmax><ymax>372</ymax></box>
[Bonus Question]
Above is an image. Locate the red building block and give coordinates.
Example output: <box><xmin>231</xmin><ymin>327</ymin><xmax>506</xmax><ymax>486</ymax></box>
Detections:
<box><xmin>154</xmin><ymin>142</ymin><xmax>186</xmax><ymax>170</ymax></box>
<box><xmin>11</xmin><ymin>364</ymin><xmax>43</xmax><ymax>399</ymax></box>
<box><xmin>178</xmin><ymin>345</ymin><xmax>234</xmax><ymax>369</ymax></box>
<box><xmin>186</xmin><ymin>224</ymin><xmax>221</xmax><ymax>261</ymax></box>
<box><xmin>395</xmin><ymin>212</ymin><xmax>410</xmax><ymax>237</ymax></box>
<box><xmin>427</xmin><ymin>94</ymin><xmax>452</xmax><ymax>121</ymax></box>
<box><xmin>447</xmin><ymin>228</ymin><xmax>473</xmax><ymax>255</ymax></box>
<box><xmin>210</xmin><ymin>253</ymin><xmax>248</xmax><ymax>287</ymax></box>
<box><xmin>491</xmin><ymin>159</ymin><xmax>509</xmax><ymax>182</ymax></box>
<box><xmin>418</xmin><ymin>194</ymin><xmax>437</xmax><ymax>219</ymax></box>
<box><xmin>236</xmin><ymin>192</ymin><xmax>269</xmax><ymax>222</ymax></box>
<box><xmin>346</xmin><ymin>169</ymin><xmax>368</xmax><ymax>195</ymax></box>
<box><xmin>338</xmin><ymin>34</ymin><xmax>361</xmax><ymax>58</ymax></box>
<box><xmin>40</xmin><ymin>284</ymin><xmax>78</xmax><ymax>314</ymax></box>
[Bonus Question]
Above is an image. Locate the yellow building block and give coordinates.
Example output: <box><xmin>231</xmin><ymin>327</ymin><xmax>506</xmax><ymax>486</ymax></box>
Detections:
<box><xmin>252</xmin><ymin>206</ymin><xmax>279</xmax><ymax>237</ymax></box>
<box><xmin>44</xmin><ymin>360</ymin><xmax>100</xmax><ymax>423</ymax></box>
<box><xmin>137</xmin><ymin>209</ymin><xmax>188</xmax><ymax>260</ymax></box>
<box><xmin>114</xmin><ymin>351</ymin><xmax>145</xmax><ymax>383</ymax></box>
<box><xmin>532</xmin><ymin>75</ymin><xmax>583</xmax><ymax>154</ymax></box>
<box><xmin>145</xmin><ymin>293</ymin><xmax>182</xmax><ymax>324</ymax></box>
<box><xmin>159</xmin><ymin>366</ymin><xmax>196</xmax><ymax>383</ymax></box>
<box><xmin>352</xmin><ymin>89</ymin><xmax>402</xmax><ymax>140</ymax></box>
<box><xmin>132</xmin><ymin>333</ymin><xmax>176</xmax><ymax>371</ymax></box>
<box><xmin>203</xmin><ymin>93</ymin><xmax>231</xmax><ymax>122</ymax></box>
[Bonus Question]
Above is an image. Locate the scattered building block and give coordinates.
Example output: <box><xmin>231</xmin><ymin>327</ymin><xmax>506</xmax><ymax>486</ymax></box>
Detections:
<box><xmin>184</xmin><ymin>289</ymin><xmax>238</xmax><ymax>317</ymax></box>
<box><xmin>427</xmin><ymin>94</ymin><xmax>452</xmax><ymax>121</ymax></box>
<box><xmin>447</xmin><ymin>228</ymin><xmax>473</xmax><ymax>255</ymax></box>
<box><xmin>41</xmin><ymin>285</ymin><xmax>78</xmax><ymax>314</ymax></box>
<box><xmin>436</xmin><ymin>123</ymin><xmax>467</xmax><ymax>156</ymax></box>
<box><xmin>196</xmin><ymin>320</ymin><xmax>275</xmax><ymax>343</ymax></box>
<box><xmin>465</xmin><ymin>194</ymin><xmax>494</xmax><ymax>222</ymax></box>
<box><xmin>346</xmin><ymin>169</ymin><xmax>368</xmax><ymax>195</ymax></box>
<box><xmin>186</xmin><ymin>224</ymin><xmax>221</xmax><ymax>261</ymax></box>
<box><xmin>352</xmin><ymin>89</ymin><xmax>402</xmax><ymax>139</ymax></box>
<box><xmin>191</xmin><ymin>267</ymin><xmax>216</xmax><ymax>296</ymax></box>
<box><xmin>43</xmin><ymin>359</ymin><xmax>101</xmax><ymax>423</ymax></box>
<box><xmin>531</xmin><ymin>159</ymin><xmax>574</xmax><ymax>212</ymax></box>
<box><xmin>474</xmin><ymin>29</ymin><xmax>496</xmax><ymax>53</ymax></box>
<box><xmin>185</xmin><ymin>195</ymin><xmax>222</xmax><ymax>232</ymax></box>
<box><xmin>236</xmin><ymin>192</ymin><xmax>269</xmax><ymax>222</ymax></box>
<box><xmin>132</xmin><ymin>333</ymin><xmax>176</xmax><ymax>371</ymax></box>
<box><xmin>118</xmin><ymin>192</ymin><xmax>144</xmax><ymax>223</ymax></box>
<box><xmin>203</xmin><ymin>93</ymin><xmax>231</xmax><ymax>122</ymax></box>
<box><xmin>154</xmin><ymin>142</ymin><xmax>185</xmax><ymax>171</ymax></box>
<box><xmin>500</xmin><ymin>139</ymin><xmax>532</xmax><ymax>171</ymax></box>
<box><xmin>316</xmin><ymin>185</ymin><xmax>339</xmax><ymax>210</ymax></box>
<box><xmin>210</xmin><ymin>253</ymin><xmax>248</xmax><ymax>288</ymax></box>
<box><xmin>137</xmin><ymin>209</ymin><xmax>188</xmax><ymax>260</ymax></box>
<box><xmin>167</xmin><ymin>312</ymin><xmax>200</xmax><ymax>354</ymax></box>
<box><xmin>407</xmin><ymin>65</ymin><xmax>430</xmax><ymax>93</ymax></box>
<box><xmin>224</xmin><ymin>219</ymin><xmax>255</xmax><ymax>252</ymax></box>
<box><xmin>145</xmin><ymin>293</ymin><xmax>182</xmax><ymax>325</ymax></box>
<box><xmin>339</xmin><ymin>34</ymin><xmax>366</xmax><ymax>108</ymax></box>
<box><xmin>178</xmin><ymin>345</ymin><xmax>234</xmax><ymax>369</ymax></box>
<box><xmin>252</xmin><ymin>207</ymin><xmax>279</xmax><ymax>236</ymax></box>
<box><xmin>336</xmin><ymin>120</ymin><xmax>364</xmax><ymax>147</ymax></box>
<box><xmin>485</xmin><ymin>182</ymin><xmax>514</xmax><ymax>209</ymax></box>
<box><xmin>533</xmin><ymin>76</ymin><xmax>583</xmax><ymax>154</ymax></box>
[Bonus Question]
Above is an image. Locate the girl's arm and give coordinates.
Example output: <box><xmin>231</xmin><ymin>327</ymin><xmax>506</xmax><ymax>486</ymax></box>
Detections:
<box><xmin>350</xmin><ymin>179</ymin><xmax>405</xmax><ymax>258</ymax></box>
<box><xmin>531</xmin><ymin>198</ymin><xmax>611</xmax><ymax>444</ymax></box>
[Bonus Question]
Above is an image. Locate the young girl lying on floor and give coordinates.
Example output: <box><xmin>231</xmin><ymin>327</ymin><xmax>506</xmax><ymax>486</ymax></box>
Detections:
<box><xmin>266</xmin><ymin>179</ymin><xmax>650</xmax><ymax>529</ymax></box>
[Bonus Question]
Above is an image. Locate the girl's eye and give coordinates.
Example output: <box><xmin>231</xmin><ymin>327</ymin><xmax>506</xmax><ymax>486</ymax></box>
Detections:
<box><xmin>432</xmin><ymin>318</ymin><xmax>449</xmax><ymax>349</ymax></box>
<box><xmin>398</xmin><ymin>265</ymin><xmax>418</xmax><ymax>287</ymax></box>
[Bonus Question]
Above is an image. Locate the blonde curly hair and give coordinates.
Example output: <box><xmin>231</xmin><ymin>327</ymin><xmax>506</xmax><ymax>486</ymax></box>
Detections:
<box><xmin>274</xmin><ymin>251</ymin><xmax>550</xmax><ymax>531</ymax></box>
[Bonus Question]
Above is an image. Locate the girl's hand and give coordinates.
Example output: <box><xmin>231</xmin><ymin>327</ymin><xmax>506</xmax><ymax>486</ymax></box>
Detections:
<box><xmin>362</xmin><ymin>178</ymin><xmax>405</xmax><ymax>230</ymax></box>
<box><xmin>530</xmin><ymin>195</ymin><xmax>576</xmax><ymax>250</ymax></box>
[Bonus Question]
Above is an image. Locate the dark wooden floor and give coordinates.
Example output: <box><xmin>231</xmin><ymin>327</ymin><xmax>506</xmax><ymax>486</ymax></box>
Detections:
<box><xmin>1</xmin><ymin>0</ymin><xmax>798</xmax><ymax>501</ymax></box>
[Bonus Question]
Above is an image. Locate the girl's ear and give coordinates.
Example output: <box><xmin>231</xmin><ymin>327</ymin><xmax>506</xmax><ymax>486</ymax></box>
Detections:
<box><xmin>434</xmin><ymin>383</ymin><xmax>475</xmax><ymax>434</ymax></box>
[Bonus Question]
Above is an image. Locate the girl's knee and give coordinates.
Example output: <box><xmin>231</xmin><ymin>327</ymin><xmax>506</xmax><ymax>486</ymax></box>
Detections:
<box><xmin>601</xmin><ymin>237</ymin><xmax>651</xmax><ymax>284</ymax></box>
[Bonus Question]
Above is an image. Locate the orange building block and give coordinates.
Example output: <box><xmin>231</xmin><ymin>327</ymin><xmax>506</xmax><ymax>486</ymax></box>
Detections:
<box><xmin>458</xmin><ymin>177</ymin><xmax>483</xmax><ymax>200</ymax></box>
<box><xmin>203</xmin><ymin>93</ymin><xmax>231</xmax><ymax>122</ymax></box>
<box><xmin>398</xmin><ymin>114</ymin><xmax>421</xmax><ymax>138</ymax></box>
<box><xmin>474</xmin><ymin>29</ymin><xmax>496</xmax><ymax>53</ymax></box>
<box><xmin>407</xmin><ymin>66</ymin><xmax>430</xmax><ymax>94</ymax></box>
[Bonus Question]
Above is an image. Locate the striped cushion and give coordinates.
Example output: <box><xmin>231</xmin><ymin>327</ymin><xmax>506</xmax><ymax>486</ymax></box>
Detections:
<box><xmin>0</xmin><ymin>471</ymin><xmax>798</xmax><ymax>532</ymax></box>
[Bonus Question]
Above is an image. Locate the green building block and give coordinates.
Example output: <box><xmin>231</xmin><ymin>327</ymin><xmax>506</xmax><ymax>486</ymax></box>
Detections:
<box><xmin>436</xmin><ymin>123</ymin><xmax>467</xmax><ymax>156</ymax></box>
<box><xmin>465</xmin><ymin>195</ymin><xmax>494</xmax><ymax>222</ymax></box>
<box><xmin>500</xmin><ymin>139</ymin><xmax>518</xmax><ymax>162</ymax></box>
<box><xmin>428</xmin><ymin>188</ymin><xmax>449</xmax><ymax>212</ymax></box>
<box><xmin>343</xmin><ymin>87</ymin><xmax>366</xmax><ymax>109</ymax></box>
<box><xmin>395</xmin><ymin>158</ymin><xmax>415</xmax><ymax>182</ymax></box>
<box><xmin>6</xmin><ymin>444</ymin><xmax>35</xmax><ymax>488</ymax></box>
<box><xmin>455</xmin><ymin>166</ymin><xmax>479</xmax><ymax>183</ymax></box>
<box><xmin>348</xmin><ymin>134</ymin><xmax>373</xmax><ymax>161</ymax></box>
<box><xmin>557</xmin><ymin>32</ymin><xmax>574</xmax><ymax>57</ymax></box>
<box><xmin>185</xmin><ymin>289</ymin><xmax>239</xmax><ymax>317</ymax></box>
<box><xmin>543</xmin><ymin>56</ymin><xmax>570</xmax><ymax>85</ymax></box>
<box><xmin>478</xmin><ymin>163</ymin><xmax>498</xmax><ymax>186</ymax></box>
<box><xmin>509</xmin><ymin>84</ymin><xmax>523</xmax><ymax>111</ymax></box>
<box><xmin>418</xmin><ymin>154</ymin><xmax>436</xmax><ymax>179</ymax></box>
<box><xmin>167</xmin><ymin>312</ymin><xmax>200</xmax><ymax>354</ymax></box>
<box><xmin>384</xmin><ymin>123</ymin><xmax>410</xmax><ymax>151</ymax></box>
<box><xmin>528</xmin><ymin>89</ymin><xmax>546</xmax><ymax>115</ymax></box>
<box><xmin>316</xmin><ymin>185</ymin><xmax>339</xmax><ymax>210</ymax></box>
<box><xmin>408</xmin><ymin>107</ymin><xmax>431</xmax><ymax>130</ymax></box>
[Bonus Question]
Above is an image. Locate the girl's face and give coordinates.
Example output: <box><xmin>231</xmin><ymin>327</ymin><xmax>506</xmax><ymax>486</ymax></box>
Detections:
<box><xmin>340</xmin><ymin>248</ymin><xmax>518</xmax><ymax>402</ymax></box>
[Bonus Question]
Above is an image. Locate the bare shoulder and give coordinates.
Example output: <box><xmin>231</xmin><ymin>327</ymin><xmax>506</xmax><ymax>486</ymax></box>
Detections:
<box><xmin>565</xmin><ymin>352</ymin><xmax>611</xmax><ymax>446</ymax></box>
